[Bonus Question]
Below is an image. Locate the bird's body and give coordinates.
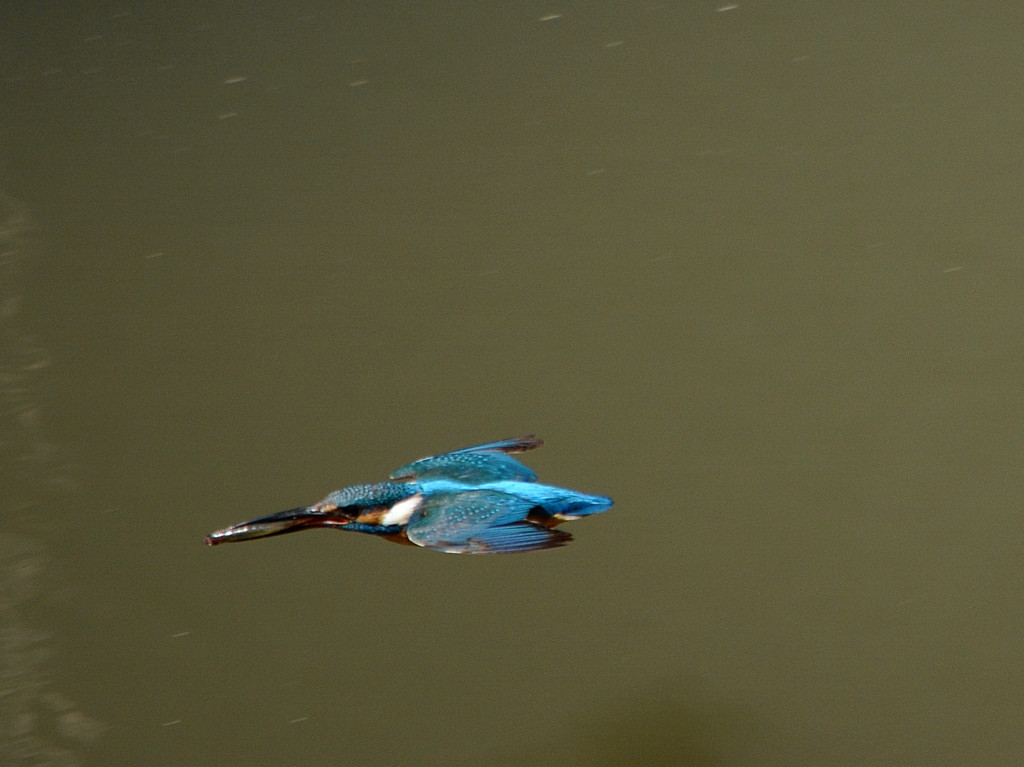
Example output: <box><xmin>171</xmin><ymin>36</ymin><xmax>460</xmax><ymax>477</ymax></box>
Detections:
<box><xmin>205</xmin><ymin>436</ymin><xmax>613</xmax><ymax>554</ymax></box>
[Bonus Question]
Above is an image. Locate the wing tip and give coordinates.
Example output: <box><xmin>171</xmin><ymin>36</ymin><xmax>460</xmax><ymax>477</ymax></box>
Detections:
<box><xmin>482</xmin><ymin>526</ymin><xmax>572</xmax><ymax>554</ymax></box>
<box><xmin>501</xmin><ymin>435</ymin><xmax>544</xmax><ymax>453</ymax></box>
<box><xmin>450</xmin><ymin>435</ymin><xmax>544</xmax><ymax>455</ymax></box>
<box><xmin>425</xmin><ymin>524</ymin><xmax>573</xmax><ymax>554</ymax></box>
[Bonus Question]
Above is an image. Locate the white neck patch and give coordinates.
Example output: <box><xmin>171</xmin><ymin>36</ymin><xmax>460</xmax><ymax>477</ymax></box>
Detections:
<box><xmin>381</xmin><ymin>494</ymin><xmax>423</xmax><ymax>526</ymax></box>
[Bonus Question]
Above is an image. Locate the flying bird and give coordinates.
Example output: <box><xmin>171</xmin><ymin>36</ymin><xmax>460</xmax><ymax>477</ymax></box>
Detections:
<box><xmin>205</xmin><ymin>436</ymin><xmax>613</xmax><ymax>554</ymax></box>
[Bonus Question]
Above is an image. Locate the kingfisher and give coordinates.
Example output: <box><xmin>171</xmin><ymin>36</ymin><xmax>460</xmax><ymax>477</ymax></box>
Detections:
<box><xmin>204</xmin><ymin>436</ymin><xmax>613</xmax><ymax>554</ymax></box>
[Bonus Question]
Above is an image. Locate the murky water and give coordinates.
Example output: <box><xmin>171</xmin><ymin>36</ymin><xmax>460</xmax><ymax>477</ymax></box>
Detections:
<box><xmin>3</xmin><ymin>3</ymin><xmax>1024</xmax><ymax>765</ymax></box>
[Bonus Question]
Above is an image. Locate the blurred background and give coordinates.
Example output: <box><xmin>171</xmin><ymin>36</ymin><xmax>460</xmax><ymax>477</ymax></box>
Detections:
<box><xmin>2</xmin><ymin>2</ymin><xmax>1023</xmax><ymax>765</ymax></box>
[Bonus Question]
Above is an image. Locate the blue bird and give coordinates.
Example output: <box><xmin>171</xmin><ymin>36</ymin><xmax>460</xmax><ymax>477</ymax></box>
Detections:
<box><xmin>204</xmin><ymin>436</ymin><xmax>613</xmax><ymax>554</ymax></box>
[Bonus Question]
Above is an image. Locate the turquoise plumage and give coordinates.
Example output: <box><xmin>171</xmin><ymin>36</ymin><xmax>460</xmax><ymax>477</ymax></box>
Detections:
<box><xmin>205</xmin><ymin>436</ymin><xmax>613</xmax><ymax>554</ymax></box>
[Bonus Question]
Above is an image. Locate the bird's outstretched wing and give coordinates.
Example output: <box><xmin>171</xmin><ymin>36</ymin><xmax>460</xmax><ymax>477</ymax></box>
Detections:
<box><xmin>390</xmin><ymin>436</ymin><xmax>543</xmax><ymax>483</ymax></box>
<box><xmin>405</xmin><ymin>489</ymin><xmax>570</xmax><ymax>554</ymax></box>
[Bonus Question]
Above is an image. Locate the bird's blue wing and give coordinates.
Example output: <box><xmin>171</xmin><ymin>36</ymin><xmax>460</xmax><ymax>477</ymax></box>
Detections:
<box><xmin>405</xmin><ymin>489</ymin><xmax>570</xmax><ymax>553</ymax></box>
<box><xmin>390</xmin><ymin>436</ymin><xmax>543</xmax><ymax>483</ymax></box>
<box><xmin>448</xmin><ymin>523</ymin><xmax>571</xmax><ymax>554</ymax></box>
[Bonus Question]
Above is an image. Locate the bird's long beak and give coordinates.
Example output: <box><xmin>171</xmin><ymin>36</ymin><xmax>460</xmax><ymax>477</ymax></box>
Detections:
<box><xmin>204</xmin><ymin>506</ymin><xmax>349</xmax><ymax>545</ymax></box>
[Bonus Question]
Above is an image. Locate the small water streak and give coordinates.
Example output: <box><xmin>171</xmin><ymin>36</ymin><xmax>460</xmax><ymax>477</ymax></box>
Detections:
<box><xmin>0</xmin><ymin>191</ymin><xmax>104</xmax><ymax>766</ymax></box>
